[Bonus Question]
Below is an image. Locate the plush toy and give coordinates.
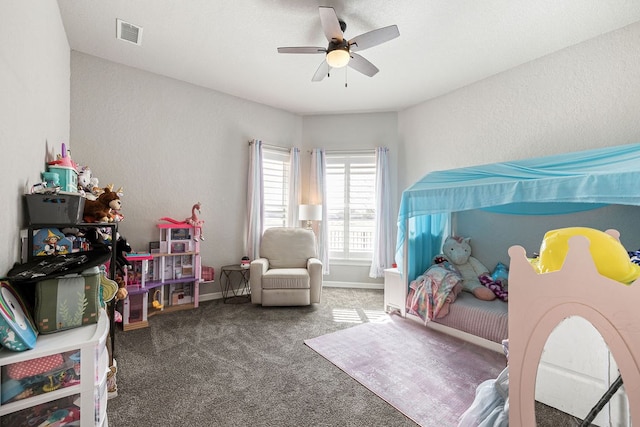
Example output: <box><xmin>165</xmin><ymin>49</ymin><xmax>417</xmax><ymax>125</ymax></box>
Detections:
<box><xmin>533</xmin><ymin>227</ymin><xmax>640</xmax><ymax>284</ymax></box>
<box><xmin>435</xmin><ymin>236</ymin><xmax>497</xmax><ymax>301</ymax></box>
<box><xmin>479</xmin><ymin>271</ymin><xmax>508</xmax><ymax>302</ymax></box>
<box><xmin>78</xmin><ymin>167</ymin><xmax>91</xmax><ymax>193</ymax></box>
<box><xmin>115</xmin><ymin>275</ymin><xmax>128</xmax><ymax>301</ymax></box>
<box><xmin>83</xmin><ymin>186</ymin><xmax>122</xmax><ymax>223</ymax></box>
<box><xmin>77</xmin><ymin>167</ymin><xmax>101</xmax><ymax>200</ymax></box>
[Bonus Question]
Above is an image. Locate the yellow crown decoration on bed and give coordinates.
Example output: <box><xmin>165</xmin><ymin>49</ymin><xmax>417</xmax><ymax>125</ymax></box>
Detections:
<box><xmin>529</xmin><ymin>226</ymin><xmax>640</xmax><ymax>284</ymax></box>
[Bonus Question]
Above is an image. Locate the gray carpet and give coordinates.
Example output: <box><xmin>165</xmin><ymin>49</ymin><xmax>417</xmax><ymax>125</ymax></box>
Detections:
<box><xmin>107</xmin><ymin>288</ymin><xmax>418</xmax><ymax>426</ymax></box>
<box><xmin>106</xmin><ymin>288</ymin><xmax>581</xmax><ymax>426</ymax></box>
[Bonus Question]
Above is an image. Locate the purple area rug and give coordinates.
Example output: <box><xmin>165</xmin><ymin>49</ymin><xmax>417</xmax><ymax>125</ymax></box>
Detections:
<box><xmin>304</xmin><ymin>315</ymin><xmax>506</xmax><ymax>427</ymax></box>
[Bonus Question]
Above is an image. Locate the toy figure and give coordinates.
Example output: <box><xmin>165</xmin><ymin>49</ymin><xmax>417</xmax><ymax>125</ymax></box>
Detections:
<box><xmin>40</xmin><ymin>229</ymin><xmax>69</xmax><ymax>256</ymax></box>
<box><xmin>185</xmin><ymin>202</ymin><xmax>205</xmax><ymax>240</ymax></box>
<box><xmin>159</xmin><ymin>202</ymin><xmax>205</xmax><ymax>240</ymax></box>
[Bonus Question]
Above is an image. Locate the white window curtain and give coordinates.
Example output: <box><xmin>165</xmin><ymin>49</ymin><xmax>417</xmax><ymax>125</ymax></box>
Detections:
<box><xmin>287</xmin><ymin>147</ymin><xmax>301</xmax><ymax>227</ymax></box>
<box><xmin>246</xmin><ymin>139</ymin><xmax>263</xmax><ymax>260</ymax></box>
<box><xmin>369</xmin><ymin>147</ymin><xmax>394</xmax><ymax>278</ymax></box>
<box><xmin>310</xmin><ymin>148</ymin><xmax>329</xmax><ymax>274</ymax></box>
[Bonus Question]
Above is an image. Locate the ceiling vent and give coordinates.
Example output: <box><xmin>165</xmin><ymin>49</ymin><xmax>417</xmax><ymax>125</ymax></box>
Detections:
<box><xmin>116</xmin><ymin>19</ymin><xmax>143</xmax><ymax>46</ymax></box>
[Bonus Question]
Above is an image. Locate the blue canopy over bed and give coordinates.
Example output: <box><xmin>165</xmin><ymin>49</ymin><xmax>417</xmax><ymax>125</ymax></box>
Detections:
<box><xmin>395</xmin><ymin>143</ymin><xmax>640</xmax><ymax>283</ymax></box>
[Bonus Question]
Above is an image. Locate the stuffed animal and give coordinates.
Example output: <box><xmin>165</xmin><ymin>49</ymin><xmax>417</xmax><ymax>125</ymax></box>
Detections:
<box><xmin>115</xmin><ymin>275</ymin><xmax>128</xmax><ymax>301</ymax></box>
<box><xmin>83</xmin><ymin>187</ymin><xmax>122</xmax><ymax>223</ymax></box>
<box><xmin>78</xmin><ymin>167</ymin><xmax>92</xmax><ymax>193</ymax></box>
<box><xmin>77</xmin><ymin>167</ymin><xmax>100</xmax><ymax>200</ymax></box>
<box><xmin>435</xmin><ymin>236</ymin><xmax>496</xmax><ymax>301</ymax></box>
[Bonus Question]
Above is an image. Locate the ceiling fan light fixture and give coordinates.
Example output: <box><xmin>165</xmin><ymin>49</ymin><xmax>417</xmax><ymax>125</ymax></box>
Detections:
<box><xmin>326</xmin><ymin>48</ymin><xmax>350</xmax><ymax>68</ymax></box>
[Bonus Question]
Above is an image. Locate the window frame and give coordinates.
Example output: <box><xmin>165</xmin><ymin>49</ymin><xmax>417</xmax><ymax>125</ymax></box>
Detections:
<box><xmin>325</xmin><ymin>151</ymin><xmax>376</xmax><ymax>262</ymax></box>
<box><xmin>262</xmin><ymin>147</ymin><xmax>290</xmax><ymax>232</ymax></box>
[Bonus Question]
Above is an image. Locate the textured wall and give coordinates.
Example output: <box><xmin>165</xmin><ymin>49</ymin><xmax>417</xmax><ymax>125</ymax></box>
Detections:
<box><xmin>398</xmin><ymin>21</ymin><xmax>640</xmax><ymax>192</ymax></box>
<box><xmin>0</xmin><ymin>2</ymin><xmax>70</xmax><ymax>274</ymax></box>
<box><xmin>70</xmin><ymin>52</ymin><xmax>303</xmax><ymax>295</ymax></box>
<box><xmin>397</xmin><ymin>21</ymin><xmax>640</xmax><ymax>268</ymax></box>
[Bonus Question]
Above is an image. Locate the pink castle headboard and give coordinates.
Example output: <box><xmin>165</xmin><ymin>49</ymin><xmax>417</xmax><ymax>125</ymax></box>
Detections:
<box><xmin>508</xmin><ymin>229</ymin><xmax>640</xmax><ymax>425</ymax></box>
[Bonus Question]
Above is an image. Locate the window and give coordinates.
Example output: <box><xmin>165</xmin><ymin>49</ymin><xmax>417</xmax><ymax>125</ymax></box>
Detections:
<box><xmin>326</xmin><ymin>152</ymin><xmax>376</xmax><ymax>260</ymax></box>
<box><xmin>262</xmin><ymin>148</ymin><xmax>290</xmax><ymax>231</ymax></box>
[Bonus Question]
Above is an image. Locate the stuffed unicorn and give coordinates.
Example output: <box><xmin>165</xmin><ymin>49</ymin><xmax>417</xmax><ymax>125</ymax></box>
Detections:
<box><xmin>435</xmin><ymin>236</ymin><xmax>507</xmax><ymax>301</ymax></box>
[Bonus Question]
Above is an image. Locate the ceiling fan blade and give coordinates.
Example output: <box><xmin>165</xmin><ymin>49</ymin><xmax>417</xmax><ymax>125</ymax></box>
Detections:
<box><xmin>348</xmin><ymin>25</ymin><xmax>400</xmax><ymax>52</ymax></box>
<box><xmin>348</xmin><ymin>53</ymin><xmax>379</xmax><ymax>77</ymax></box>
<box><xmin>312</xmin><ymin>60</ymin><xmax>330</xmax><ymax>82</ymax></box>
<box><xmin>319</xmin><ymin>6</ymin><xmax>343</xmax><ymax>42</ymax></box>
<box><xmin>277</xmin><ymin>47</ymin><xmax>326</xmax><ymax>54</ymax></box>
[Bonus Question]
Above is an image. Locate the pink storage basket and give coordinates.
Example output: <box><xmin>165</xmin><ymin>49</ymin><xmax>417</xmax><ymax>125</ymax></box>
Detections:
<box><xmin>6</xmin><ymin>353</ymin><xmax>65</xmax><ymax>380</ymax></box>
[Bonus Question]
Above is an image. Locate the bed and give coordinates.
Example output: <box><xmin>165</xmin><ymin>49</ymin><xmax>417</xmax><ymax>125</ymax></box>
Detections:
<box><xmin>395</xmin><ymin>142</ymin><xmax>640</xmax><ymax>348</ymax></box>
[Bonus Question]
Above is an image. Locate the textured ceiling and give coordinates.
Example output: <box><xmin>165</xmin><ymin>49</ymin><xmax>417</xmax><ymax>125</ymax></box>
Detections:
<box><xmin>57</xmin><ymin>0</ymin><xmax>640</xmax><ymax>115</ymax></box>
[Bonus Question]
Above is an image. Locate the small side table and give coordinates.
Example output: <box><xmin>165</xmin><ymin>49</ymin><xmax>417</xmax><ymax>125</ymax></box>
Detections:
<box><xmin>220</xmin><ymin>264</ymin><xmax>250</xmax><ymax>304</ymax></box>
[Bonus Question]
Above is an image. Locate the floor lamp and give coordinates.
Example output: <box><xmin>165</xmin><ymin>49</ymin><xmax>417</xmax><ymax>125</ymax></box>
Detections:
<box><xmin>299</xmin><ymin>204</ymin><xmax>322</xmax><ymax>230</ymax></box>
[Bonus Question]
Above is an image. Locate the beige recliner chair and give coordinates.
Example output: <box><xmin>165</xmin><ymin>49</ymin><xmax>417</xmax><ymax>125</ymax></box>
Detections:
<box><xmin>250</xmin><ymin>227</ymin><xmax>323</xmax><ymax>306</ymax></box>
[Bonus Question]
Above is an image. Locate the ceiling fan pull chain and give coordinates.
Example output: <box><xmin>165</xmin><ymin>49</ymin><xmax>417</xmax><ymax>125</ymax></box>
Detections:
<box><xmin>345</xmin><ymin>66</ymin><xmax>348</xmax><ymax>88</ymax></box>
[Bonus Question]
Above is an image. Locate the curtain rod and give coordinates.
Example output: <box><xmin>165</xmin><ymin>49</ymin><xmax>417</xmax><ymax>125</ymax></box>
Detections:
<box><xmin>324</xmin><ymin>148</ymin><xmax>377</xmax><ymax>155</ymax></box>
<box><xmin>248</xmin><ymin>140</ymin><xmax>291</xmax><ymax>153</ymax></box>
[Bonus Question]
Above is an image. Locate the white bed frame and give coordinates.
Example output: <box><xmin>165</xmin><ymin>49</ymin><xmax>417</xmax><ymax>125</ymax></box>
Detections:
<box><xmin>404</xmin><ymin>312</ymin><xmax>503</xmax><ymax>353</ymax></box>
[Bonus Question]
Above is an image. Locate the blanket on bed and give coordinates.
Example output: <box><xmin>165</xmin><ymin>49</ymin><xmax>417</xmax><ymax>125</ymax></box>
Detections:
<box><xmin>406</xmin><ymin>262</ymin><xmax>462</xmax><ymax>324</ymax></box>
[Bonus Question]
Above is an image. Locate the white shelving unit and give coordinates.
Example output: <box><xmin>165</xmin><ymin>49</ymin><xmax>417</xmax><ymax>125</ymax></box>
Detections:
<box><xmin>0</xmin><ymin>309</ymin><xmax>110</xmax><ymax>426</ymax></box>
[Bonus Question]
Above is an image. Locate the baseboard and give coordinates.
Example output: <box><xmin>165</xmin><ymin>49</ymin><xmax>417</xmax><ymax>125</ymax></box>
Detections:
<box><xmin>322</xmin><ymin>281</ymin><xmax>383</xmax><ymax>290</ymax></box>
<box><xmin>198</xmin><ymin>282</ymin><xmax>382</xmax><ymax>301</ymax></box>
<box><xmin>199</xmin><ymin>288</ymin><xmax>250</xmax><ymax>302</ymax></box>
<box><xmin>199</xmin><ymin>292</ymin><xmax>223</xmax><ymax>302</ymax></box>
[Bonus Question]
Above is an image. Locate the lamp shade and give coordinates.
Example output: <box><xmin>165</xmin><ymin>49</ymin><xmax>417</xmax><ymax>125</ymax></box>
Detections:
<box><xmin>299</xmin><ymin>204</ymin><xmax>322</xmax><ymax>221</ymax></box>
<box><xmin>326</xmin><ymin>48</ymin><xmax>350</xmax><ymax>68</ymax></box>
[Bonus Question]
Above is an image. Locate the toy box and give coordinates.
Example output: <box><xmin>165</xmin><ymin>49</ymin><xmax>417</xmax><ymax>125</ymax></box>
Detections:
<box><xmin>0</xmin><ymin>281</ymin><xmax>38</xmax><ymax>351</ymax></box>
<box><xmin>34</xmin><ymin>267</ymin><xmax>101</xmax><ymax>334</ymax></box>
<box><xmin>47</xmin><ymin>165</ymin><xmax>78</xmax><ymax>193</ymax></box>
<box><xmin>25</xmin><ymin>193</ymin><xmax>85</xmax><ymax>225</ymax></box>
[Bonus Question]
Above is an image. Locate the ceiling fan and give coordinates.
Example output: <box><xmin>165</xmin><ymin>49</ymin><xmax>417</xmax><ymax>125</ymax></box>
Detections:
<box><xmin>277</xmin><ymin>6</ymin><xmax>400</xmax><ymax>81</ymax></box>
